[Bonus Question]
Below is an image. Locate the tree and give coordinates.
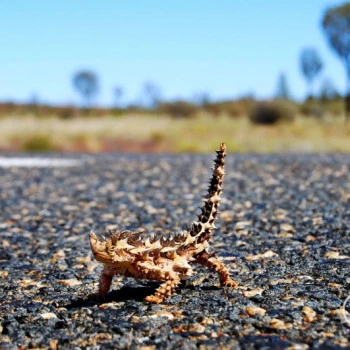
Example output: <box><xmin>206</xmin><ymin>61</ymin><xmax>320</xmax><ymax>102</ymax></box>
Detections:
<box><xmin>113</xmin><ymin>86</ymin><xmax>123</xmax><ymax>108</ymax></box>
<box><xmin>300</xmin><ymin>48</ymin><xmax>323</xmax><ymax>99</ymax></box>
<box><xmin>319</xmin><ymin>77</ymin><xmax>340</xmax><ymax>101</ymax></box>
<box><xmin>142</xmin><ymin>81</ymin><xmax>161</xmax><ymax>109</ymax></box>
<box><xmin>275</xmin><ymin>73</ymin><xmax>291</xmax><ymax>100</ymax></box>
<box><xmin>73</xmin><ymin>70</ymin><xmax>99</xmax><ymax>108</ymax></box>
<box><xmin>322</xmin><ymin>3</ymin><xmax>350</xmax><ymax>121</ymax></box>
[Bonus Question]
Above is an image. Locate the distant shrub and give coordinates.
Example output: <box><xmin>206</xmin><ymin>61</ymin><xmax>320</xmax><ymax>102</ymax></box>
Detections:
<box><xmin>159</xmin><ymin>100</ymin><xmax>197</xmax><ymax>118</ymax></box>
<box><xmin>110</xmin><ymin>108</ymin><xmax>126</xmax><ymax>117</ymax></box>
<box><xmin>205</xmin><ymin>98</ymin><xmax>255</xmax><ymax>118</ymax></box>
<box><xmin>249</xmin><ymin>100</ymin><xmax>296</xmax><ymax>124</ymax></box>
<box><xmin>225</xmin><ymin>101</ymin><xmax>248</xmax><ymax>118</ymax></box>
<box><xmin>21</xmin><ymin>135</ymin><xmax>55</xmax><ymax>152</ymax></box>
<box><xmin>57</xmin><ymin>106</ymin><xmax>79</xmax><ymax>119</ymax></box>
<box><xmin>202</xmin><ymin>103</ymin><xmax>221</xmax><ymax>117</ymax></box>
<box><xmin>300</xmin><ymin>99</ymin><xmax>343</xmax><ymax>118</ymax></box>
<box><xmin>299</xmin><ymin>103</ymin><xmax>324</xmax><ymax>118</ymax></box>
<box><xmin>323</xmin><ymin>99</ymin><xmax>343</xmax><ymax>116</ymax></box>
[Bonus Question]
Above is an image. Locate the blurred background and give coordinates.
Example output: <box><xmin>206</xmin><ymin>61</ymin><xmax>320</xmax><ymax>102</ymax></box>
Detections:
<box><xmin>0</xmin><ymin>0</ymin><xmax>349</xmax><ymax>153</ymax></box>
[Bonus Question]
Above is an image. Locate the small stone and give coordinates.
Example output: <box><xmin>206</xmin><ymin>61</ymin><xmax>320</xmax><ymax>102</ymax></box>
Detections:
<box><xmin>220</xmin><ymin>210</ymin><xmax>233</xmax><ymax>222</ymax></box>
<box><xmin>75</xmin><ymin>255</ymin><xmax>91</xmax><ymax>264</ymax></box>
<box><xmin>101</xmin><ymin>213</ymin><xmax>115</xmax><ymax>220</ymax></box>
<box><xmin>312</xmin><ymin>216</ymin><xmax>323</xmax><ymax>225</ymax></box>
<box><xmin>325</xmin><ymin>251</ymin><xmax>349</xmax><ymax>259</ymax></box>
<box><xmin>330</xmin><ymin>308</ymin><xmax>349</xmax><ymax>319</ymax></box>
<box><xmin>245</xmin><ymin>250</ymin><xmax>277</xmax><ymax>261</ymax></box>
<box><xmin>2</xmin><ymin>240</ymin><xmax>10</xmax><ymax>248</ymax></box>
<box><xmin>306</xmin><ymin>235</ymin><xmax>316</xmax><ymax>242</ymax></box>
<box><xmin>245</xmin><ymin>306</ymin><xmax>266</xmax><ymax>316</ymax></box>
<box><xmin>243</xmin><ymin>288</ymin><xmax>265</xmax><ymax>297</ymax></box>
<box><xmin>19</xmin><ymin>279</ymin><xmax>33</xmax><ymax>287</ymax></box>
<box><xmin>49</xmin><ymin>339</ymin><xmax>58</xmax><ymax>350</ymax></box>
<box><xmin>302</xmin><ymin>306</ymin><xmax>317</xmax><ymax>322</ymax></box>
<box><xmin>280</xmin><ymin>223</ymin><xmax>294</xmax><ymax>233</ymax></box>
<box><xmin>173</xmin><ymin>323</ymin><xmax>206</xmax><ymax>333</ymax></box>
<box><xmin>149</xmin><ymin>311</ymin><xmax>174</xmax><ymax>320</ymax></box>
<box><xmin>52</xmin><ymin>249</ymin><xmax>66</xmax><ymax>260</ymax></box>
<box><xmin>41</xmin><ymin>312</ymin><xmax>58</xmax><ymax>320</ymax></box>
<box><xmin>235</xmin><ymin>221</ymin><xmax>251</xmax><ymax>231</ymax></box>
<box><xmin>273</xmin><ymin>208</ymin><xmax>287</xmax><ymax>220</ymax></box>
<box><xmin>94</xmin><ymin>333</ymin><xmax>113</xmax><ymax>341</ymax></box>
<box><xmin>270</xmin><ymin>278</ymin><xmax>295</xmax><ymax>285</ymax></box>
<box><xmin>63</xmin><ymin>205</ymin><xmax>79</xmax><ymax>211</ymax></box>
<box><xmin>57</xmin><ymin>278</ymin><xmax>81</xmax><ymax>287</ymax></box>
<box><xmin>244</xmin><ymin>201</ymin><xmax>252</xmax><ymax>208</ymax></box>
<box><xmin>0</xmin><ymin>271</ymin><xmax>8</xmax><ymax>278</ymax></box>
<box><xmin>278</xmin><ymin>232</ymin><xmax>293</xmax><ymax>238</ymax></box>
<box><xmin>270</xmin><ymin>318</ymin><xmax>291</xmax><ymax>329</ymax></box>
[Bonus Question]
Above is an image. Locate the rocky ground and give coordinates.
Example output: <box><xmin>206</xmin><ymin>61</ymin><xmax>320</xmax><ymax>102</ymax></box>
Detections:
<box><xmin>0</xmin><ymin>152</ymin><xmax>349</xmax><ymax>349</ymax></box>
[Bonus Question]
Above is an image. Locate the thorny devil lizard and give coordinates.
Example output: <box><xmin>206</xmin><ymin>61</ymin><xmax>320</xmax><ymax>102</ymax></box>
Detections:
<box><xmin>89</xmin><ymin>143</ymin><xmax>238</xmax><ymax>303</ymax></box>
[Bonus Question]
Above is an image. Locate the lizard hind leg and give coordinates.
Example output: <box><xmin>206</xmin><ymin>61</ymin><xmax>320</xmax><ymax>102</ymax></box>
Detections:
<box><xmin>145</xmin><ymin>275</ymin><xmax>181</xmax><ymax>304</ymax></box>
<box><xmin>194</xmin><ymin>251</ymin><xmax>238</xmax><ymax>288</ymax></box>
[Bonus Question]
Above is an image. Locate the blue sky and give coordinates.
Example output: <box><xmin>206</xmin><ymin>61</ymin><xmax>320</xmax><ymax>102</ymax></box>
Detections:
<box><xmin>0</xmin><ymin>0</ymin><xmax>346</xmax><ymax>106</ymax></box>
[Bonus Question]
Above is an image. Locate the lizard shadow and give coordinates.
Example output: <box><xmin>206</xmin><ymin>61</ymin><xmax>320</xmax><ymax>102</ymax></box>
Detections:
<box><xmin>66</xmin><ymin>284</ymin><xmax>157</xmax><ymax>309</ymax></box>
<box><xmin>65</xmin><ymin>281</ymin><xmax>218</xmax><ymax>309</ymax></box>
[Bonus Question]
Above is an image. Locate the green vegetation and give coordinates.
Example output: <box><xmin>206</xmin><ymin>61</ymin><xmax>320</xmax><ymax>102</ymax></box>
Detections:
<box><xmin>20</xmin><ymin>134</ymin><xmax>55</xmax><ymax>152</ymax></box>
<box><xmin>0</xmin><ymin>108</ymin><xmax>348</xmax><ymax>153</ymax></box>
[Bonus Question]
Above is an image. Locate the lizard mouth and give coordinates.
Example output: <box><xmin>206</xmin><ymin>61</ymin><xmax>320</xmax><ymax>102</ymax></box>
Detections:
<box><xmin>91</xmin><ymin>251</ymin><xmax>111</xmax><ymax>264</ymax></box>
<box><xmin>89</xmin><ymin>231</ymin><xmax>112</xmax><ymax>264</ymax></box>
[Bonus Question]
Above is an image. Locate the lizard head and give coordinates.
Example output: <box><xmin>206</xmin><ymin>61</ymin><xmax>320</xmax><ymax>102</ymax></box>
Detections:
<box><xmin>89</xmin><ymin>231</ymin><xmax>112</xmax><ymax>264</ymax></box>
<box><xmin>89</xmin><ymin>230</ymin><xmax>135</xmax><ymax>265</ymax></box>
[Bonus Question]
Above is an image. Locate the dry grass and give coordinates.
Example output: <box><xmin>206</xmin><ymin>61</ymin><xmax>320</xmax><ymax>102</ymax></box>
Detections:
<box><xmin>0</xmin><ymin>112</ymin><xmax>349</xmax><ymax>153</ymax></box>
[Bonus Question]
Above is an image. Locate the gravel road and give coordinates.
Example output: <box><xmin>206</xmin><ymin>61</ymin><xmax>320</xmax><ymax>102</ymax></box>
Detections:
<box><xmin>0</xmin><ymin>153</ymin><xmax>349</xmax><ymax>349</ymax></box>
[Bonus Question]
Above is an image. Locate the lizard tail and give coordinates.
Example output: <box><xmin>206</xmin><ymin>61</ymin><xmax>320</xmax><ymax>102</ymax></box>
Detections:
<box><xmin>187</xmin><ymin>143</ymin><xmax>226</xmax><ymax>245</ymax></box>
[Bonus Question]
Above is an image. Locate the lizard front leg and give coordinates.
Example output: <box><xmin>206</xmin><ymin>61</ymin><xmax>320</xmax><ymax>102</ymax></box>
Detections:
<box><xmin>145</xmin><ymin>274</ymin><xmax>181</xmax><ymax>304</ymax></box>
<box><xmin>98</xmin><ymin>266</ymin><xmax>114</xmax><ymax>297</ymax></box>
<box><xmin>98</xmin><ymin>266</ymin><xmax>125</xmax><ymax>297</ymax></box>
<box><xmin>194</xmin><ymin>251</ymin><xmax>238</xmax><ymax>288</ymax></box>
